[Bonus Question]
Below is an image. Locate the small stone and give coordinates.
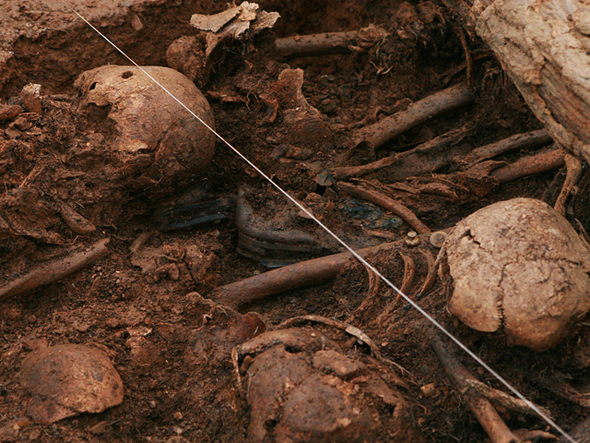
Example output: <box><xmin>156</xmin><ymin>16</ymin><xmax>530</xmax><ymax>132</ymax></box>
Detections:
<box><xmin>404</xmin><ymin>231</ymin><xmax>420</xmax><ymax>246</ymax></box>
<box><xmin>74</xmin><ymin>321</ymin><xmax>90</xmax><ymax>333</ymax></box>
<box><xmin>12</xmin><ymin>116</ymin><xmax>32</xmax><ymax>131</ymax></box>
<box><xmin>130</xmin><ymin>13</ymin><xmax>143</xmax><ymax>31</ymax></box>
<box><xmin>0</xmin><ymin>104</ymin><xmax>22</xmax><ymax>121</ymax></box>
<box><xmin>106</xmin><ymin>318</ymin><xmax>120</xmax><ymax>328</ymax></box>
<box><xmin>173</xmin><ymin>411</ymin><xmax>183</xmax><ymax>421</ymax></box>
<box><xmin>420</xmin><ymin>383</ymin><xmax>437</xmax><ymax>397</ymax></box>
<box><xmin>4</xmin><ymin>307</ymin><xmax>21</xmax><ymax>321</ymax></box>
<box><xmin>172</xmin><ymin>426</ymin><xmax>184</xmax><ymax>435</ymax></box>
<box><xmin>5</xmin><ymin>126</ymin><xmax>21</xmax><ymax>139</ymax></box>
<box><xmin>21</xmin><ymin>83</ymin><xmax>42</xmax><ymax>114</ymax></box>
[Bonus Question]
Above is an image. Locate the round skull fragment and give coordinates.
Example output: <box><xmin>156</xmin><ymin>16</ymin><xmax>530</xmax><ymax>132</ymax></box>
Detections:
<box><xmin>444</xmin><ymin>198</ymin><xmax>590</xmax><ymax>351</ymax></box>
<box><xmin>234</xmin><ymin>327</ymin><xmax>419</xmax><ymax>443</ymax></box>
<box><xmin>19</xmin><ymin>344</ymin><xmax>124</xmax><ymax>423</ymax></box>
<box><xmin>74</xmin><ymin>65</ymin><xmax>215</xmax><ymax>196</ymax></box>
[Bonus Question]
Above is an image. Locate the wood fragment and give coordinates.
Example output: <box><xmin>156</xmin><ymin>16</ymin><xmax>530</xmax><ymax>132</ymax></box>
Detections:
<box><xmin>275</xmin><ymin>25</ymin><xmax>387</xmax><ymax>57</ymax></box>
<box><xmin>18</xmin><ymin>165</ymin><xmax>46</xmax><ymax>189</ymax></box>
<box><xmin>456</xmin><ymin>26</ymin><xmax>472</xmax><ymax>87</ymax></box>
<box><xmin>418</xmin><ymin>248</ymin><xmax>437</xmax><ymax>295</ymax></box>
<box><xmin>0</xmin><ymin>104</ymin><xmax>22</xmax><ymax>121</ymax></box>
<box><xmin>465</xmin><ymin>378</ymin><xmax>553</xmax><ymax>418</ymax></box>
<box><xmin>275</xmin><ymin>31</ymin><xmax>359</xmax><ymax>57</ymax></box>
<box><xmin>460</xmin><ymin>129</ymin><xmax>552</xmax><ymax>167</ymax></box>
<box><xmin>430</xmin><ymin>331</ymin><xmax>524</xmax><ymax>443</ymax></box>
<box><xmin>333</xmin><ymin>124</ymin><xmax>473</xmax><ymax>181</ymax></box>
<box><xmin>554</xmin><ymin>154</ymin><xmax>583</xmax><ymax>216</ymax></box>
<box><xmin>0</xmin><ymin>239</ymin><xmax>110</xmax><ymax>302</ymax></box>
<box><xmin>210</xmin><ymin>240</ymin><xmax>411</xmax><ymax>309</ymax></box>
<box><xmin>336</xmin><ymin>182</ymin><xmax>431</xmax><ymax>234</ymax></box>
<box><xmin>490</xmin><ymin>147</ymin><xmax>565</xmax><ymax>183</ymax></box>
<box><xmin>470</xmin><ymin>0</ymin><xmax>590</xmax><ymax>163</ymax></box>
<box><xmin>56</xmin><ymin>201</ymin><xmax>96</xmax><ymax>235</ymax></box>
<box><xmin>351</xmin><ymin>83</ymin><xmax>473</xmax><ymax>151</ymax></box>
<box><xmin>398</xmin><ymin>252</ymin><xmax>416</xmax><ymax>294</ymax></box>
<box><xmin>386</xmin><ymin>252</ymin><xmax>417</xmax><ymax>311</ymax></box>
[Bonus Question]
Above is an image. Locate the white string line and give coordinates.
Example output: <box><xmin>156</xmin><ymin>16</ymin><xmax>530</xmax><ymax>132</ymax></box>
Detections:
<box><xmin>56</xmin><ymin>2</ymin><xmax>577</xmax><ymax>441</ymax></box>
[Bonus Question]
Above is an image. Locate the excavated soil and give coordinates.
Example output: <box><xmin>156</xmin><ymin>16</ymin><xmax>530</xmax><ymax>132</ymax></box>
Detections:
<box><xmin>2</xmin><ymin>0</ymin><xmax>590</xmax><ymax>442</ymax></box>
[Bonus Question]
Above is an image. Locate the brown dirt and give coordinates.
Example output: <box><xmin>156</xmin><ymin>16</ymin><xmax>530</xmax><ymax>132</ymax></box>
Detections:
<box><xmin>1</xmin><ymin>0</ymin><xmax>590</xmax><ymax>442</ymax></box>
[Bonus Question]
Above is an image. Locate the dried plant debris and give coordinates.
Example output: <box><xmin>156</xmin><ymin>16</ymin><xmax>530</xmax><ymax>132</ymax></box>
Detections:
<box><xmin>190</xmin><ymin>2</ymin><xmax>280</xmax><ymax>56</ymax></box>
<box><xmin>19</xmin><ymin>344</ymin><xmax>124</xmax><ymax>423</ymax></box>
<box><xmin>443</xmin><ymin>198</ymin><xmax>590</xmax><ymax>351</ymax></box>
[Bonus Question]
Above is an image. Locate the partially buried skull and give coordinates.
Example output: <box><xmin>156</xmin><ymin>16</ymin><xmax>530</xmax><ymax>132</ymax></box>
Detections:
<box><xmin>74</xmin><ymin>65</ymin><xmax>215</xmax><ymax>198</ymax></box>
<box><xmin>234</xmin><ymin>327</ymin><xmax>420</xmax><ymax>442</ymax></box>
<box><xmin>443</xmin><ymin>198</ymin><xmax>590</xmax><ymax>351</ymax></box>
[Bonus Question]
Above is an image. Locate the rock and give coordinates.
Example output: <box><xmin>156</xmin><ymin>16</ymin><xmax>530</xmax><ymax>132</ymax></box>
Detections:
<box><xmin>74</xmin><ymin>65</ymin><xmax>215</xmax><ymax>196</ymax></box>
<box><xmin>444</xmin><ymin>198</ymin><xmax>590</xmax><ymax>351</ymax></box>
<box><xmin>0</xmin><ymin>103</ymin><xmax>22</xmax><ymax>121</ymax></box>
<box><xmin>21</xmin><ymin>83</ymin><xmax>42</xmax><ymax>114</ymax></box>
<box><xmin>166</xmin><ymin>35</ymin><xmax>209</xmax><ymax>88</ymax></box>
<box><xmin>20</xmin><ymin>344</ymin><xmax>124</xmax><ymax>423</ymax></box>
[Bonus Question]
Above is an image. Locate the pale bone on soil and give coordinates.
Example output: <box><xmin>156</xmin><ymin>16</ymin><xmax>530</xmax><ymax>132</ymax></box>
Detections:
<box><xmin>443</xmin><ymin>197</ymin><xmax>590</xmax><ymax>352</ymax></box>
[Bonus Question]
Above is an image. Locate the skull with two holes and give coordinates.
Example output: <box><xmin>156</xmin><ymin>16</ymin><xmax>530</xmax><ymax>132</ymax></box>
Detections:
<box><xmin>74</xmin><ymin>65</ymin><xmax>215</xmax><ymax>202</ymax></box>
<box><xmin>443</xmin><ymin>198</ymin><xmax>590</xmax><ymax>351</ymax></box>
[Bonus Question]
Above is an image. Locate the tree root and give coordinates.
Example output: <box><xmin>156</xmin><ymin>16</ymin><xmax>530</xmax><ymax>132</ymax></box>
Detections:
<box><xmin>0</xmin><ymin>238</ymin><xmax>110</xmax><ymax>302</ymax></box>
<box><xmin>350</xmin><ymin>83</ymin><xmax>473</xmax><ymax>152</ymax></box>
<box><xmin>490</xmin><ymin>147</ymin><xmax>565</xmax><ymax>183</ymax></box>
<box><xmin>333</xmin><ymin>124</ymin><xmax>473</xmax><ymax>180</ymax></box>
<box><xmin>554</xmin><ymin>154</ymin><xmax>584</xmax><ymax>216</ymax></box>
<box><xmin>430</xmin><ymin>331</ymin><xmax>557</xmax><ymax>443</ymax></box>
<box><xmin>336</xmin><ymin>181</ymin><xmax>431</xmax><ymax>234</ymax></box>
<box><xmin>460</xmin><ymin>129</ymin><xmax>552</xmax><ymax>168</ymax></box>
<box><xmin>209</xmin><ymin>237</ymin><xmax>435</xmax><ymax>309</ymax></box>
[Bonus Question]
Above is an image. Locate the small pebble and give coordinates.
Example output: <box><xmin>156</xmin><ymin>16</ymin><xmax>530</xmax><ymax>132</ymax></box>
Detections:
<box><xmin>106</xmin><ymin>318</ymin><xmax>120</xmax><ymax>328</ymax></box>
<box><xmin>421</xmin><ymin>383</ymin><xmax>437</xmax><ymax>397</ymax></box>
<box><xmin>404</xmin><ymin>231</ymin><xmax>420</xmax><ymax>246</ymax></box>
<box><xmin>4</xmin><ymin>307</ymin><xmax>22</xmax><ymax>321</ymax></box>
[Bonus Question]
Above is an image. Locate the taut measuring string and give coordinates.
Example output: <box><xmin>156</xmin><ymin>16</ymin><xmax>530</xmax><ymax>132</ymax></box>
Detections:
<box><xmin>55</xmin><ymin>1</ymin><xmax>578</xmax><ymax>441</ymax></box>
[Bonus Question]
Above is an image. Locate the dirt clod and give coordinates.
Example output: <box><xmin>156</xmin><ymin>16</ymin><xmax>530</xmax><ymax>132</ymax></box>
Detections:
<box><xmin>19</xmin><ymin>344</ymin><xmax>124</xmax><ymax>423</ymax></box>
